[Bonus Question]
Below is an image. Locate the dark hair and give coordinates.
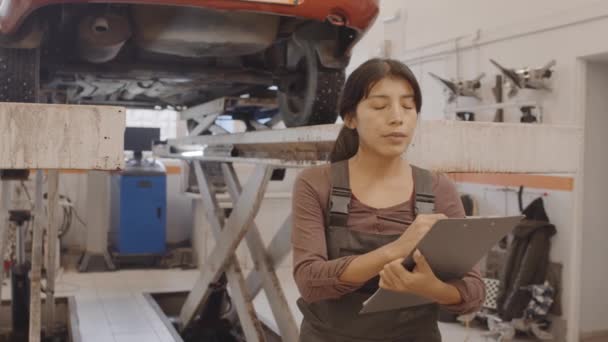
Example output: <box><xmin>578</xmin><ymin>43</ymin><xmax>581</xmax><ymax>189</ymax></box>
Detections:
<box><xmin>329</xmin><ymin>58</ymin><xmax>422</xmax><ymax>163</ymax></box>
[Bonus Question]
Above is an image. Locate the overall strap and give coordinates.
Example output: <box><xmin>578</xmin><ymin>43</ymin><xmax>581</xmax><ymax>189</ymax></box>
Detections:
<box><xmin>328</xmin><ymin>160</ymin><xmax>351</xmax><ymax>227</ymax></box>
<box><xmin>412</xmin><ymin>165</ymin><xmax>436</xmax><ymax>216</ymax></box>
<box><xmin>328</xmin><ymin>163</ymin><xmax>436</xmax><ymax>225</ymax></box>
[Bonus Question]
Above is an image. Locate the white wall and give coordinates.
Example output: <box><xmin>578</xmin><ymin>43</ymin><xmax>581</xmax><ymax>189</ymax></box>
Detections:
<box><xmin>350</xmin><ymin>0</ymin><xmax>608</xmax><ymax>125</ymax></box>
<box><xmin>163</xmin><ymin>159</ymin><xmax>194</xmax><ymax>245</ymax></box>
<box><xmin>376</xmin><ymin>0</ymin><xmax>601</xmax><ymax>52</ymax></box>
<box><xmin>55</xmin><ymin>174</ymin><xmax>88</xmax><ymax>249</ymax></box>
<box><xmin>126</xmin><ymin>108</ymin><xmax>178</xmax><ymax>141</ymax></box>
<box><xmin>580</xmin><ymin>61</ymin><xmax>608</xmax><ymax>335</ymax></box>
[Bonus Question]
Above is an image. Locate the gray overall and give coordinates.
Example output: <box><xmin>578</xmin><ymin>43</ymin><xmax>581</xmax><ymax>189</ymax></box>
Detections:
<box><xmin>297</xmin><ymin>160</ymin><xmax>442</xmax><ymax>342</ymax></box>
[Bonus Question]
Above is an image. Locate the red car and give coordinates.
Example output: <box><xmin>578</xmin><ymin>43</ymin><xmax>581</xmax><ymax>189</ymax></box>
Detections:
<box><xmin>0</xmin><ymin>0</ymin><xmax>379</xmax><ymax>127</ymax></box>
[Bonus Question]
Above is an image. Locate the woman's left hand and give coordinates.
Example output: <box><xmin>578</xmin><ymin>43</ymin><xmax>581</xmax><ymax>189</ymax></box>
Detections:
<box><xmin>379</xmin><ymin>249</ymin><xmax>445</xmax><ymax>301</ymax></box>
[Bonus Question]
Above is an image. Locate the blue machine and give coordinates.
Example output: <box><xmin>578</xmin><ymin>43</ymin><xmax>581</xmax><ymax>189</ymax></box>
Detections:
<box><xmin>110</xmin><ymin>127</ymin><xmax>166</xmax><ymax>256</ymax></box>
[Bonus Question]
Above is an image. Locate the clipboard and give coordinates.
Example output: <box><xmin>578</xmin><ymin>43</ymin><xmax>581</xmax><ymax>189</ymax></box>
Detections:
<box><xmin>360</xmin><ymin>215</ymin><xmax>523</xmax><ymax>314</ymax></box>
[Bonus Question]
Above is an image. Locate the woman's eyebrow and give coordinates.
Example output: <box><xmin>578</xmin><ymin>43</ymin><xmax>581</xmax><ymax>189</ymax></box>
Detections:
<box><xmin>367</xmin><ymin>94</ymin><xmax>415</xmax><ymax>99</ymax></box>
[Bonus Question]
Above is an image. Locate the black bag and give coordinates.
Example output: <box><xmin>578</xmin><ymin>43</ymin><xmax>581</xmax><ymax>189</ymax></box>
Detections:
<box><xmin>496</xmin><ymin>196</ymin><xmax>556</xmax><ymax>321</ymax></box>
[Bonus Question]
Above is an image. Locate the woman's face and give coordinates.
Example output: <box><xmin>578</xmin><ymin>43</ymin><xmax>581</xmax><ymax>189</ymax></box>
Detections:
<box><xmin>346</xmin><ymin>77</ymin><xmax>418</xmax><ymax>159</ymax></box>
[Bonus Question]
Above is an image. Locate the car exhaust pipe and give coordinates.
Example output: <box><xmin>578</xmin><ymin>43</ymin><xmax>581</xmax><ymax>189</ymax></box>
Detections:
<box><xmin>78</xmin><ymin>14</ymin><xmax>131</xmax><ymax>63</ymax></box>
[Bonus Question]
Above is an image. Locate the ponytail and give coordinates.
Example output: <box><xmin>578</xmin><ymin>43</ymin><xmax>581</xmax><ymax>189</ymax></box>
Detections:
<box><xmin>330</xmin><ymin>126</ymin><xmax>359</xmax><ymax>163</ymax></box>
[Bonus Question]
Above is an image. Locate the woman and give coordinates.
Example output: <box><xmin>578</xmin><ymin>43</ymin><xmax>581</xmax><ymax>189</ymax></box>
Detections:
<box><xmin>291</xmin><ymin>58</ymin><xmax>486</xmax><ymax>342</ymax></box>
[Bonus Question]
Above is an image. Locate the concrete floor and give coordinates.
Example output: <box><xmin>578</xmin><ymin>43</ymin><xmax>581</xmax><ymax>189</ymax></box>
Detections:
<box><xmin>1</xmin><ymin>267</ymin><xmax>542</xmax><ymax>342</ymax></box>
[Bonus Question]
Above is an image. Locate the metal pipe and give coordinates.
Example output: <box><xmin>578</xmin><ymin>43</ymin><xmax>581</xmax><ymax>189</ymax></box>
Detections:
<box><xmin>51</xmin><ymin>64</ymin><xmax>274</xmax><ymax>85</ymax></box>
<box><xmin>29</xmin><ymin>170</ymin><xmax>44</xmax><ymax>342</ymax></box>
<box><xmin>45</xmin><ymin>170</ymin><xmax>59</xmax><ymax>336</ymax></box>
<box><xmin>16</xmin><ymin>220</ymin><xmax>25</xmax><ymax>265</ymax></box>
<box><xmin>0</xmin><ymin>180</ymin><xmax>10</xmax><ymax>305</ymax></box>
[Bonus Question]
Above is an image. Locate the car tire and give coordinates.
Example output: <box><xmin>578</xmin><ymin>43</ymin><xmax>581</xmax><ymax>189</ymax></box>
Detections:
<box><xmin>278</xmin><ymin>41</ymin><xmax>344</xmax><ymax>127</ymax></box>
<box><xmin>0</xmin><ymin>47</ymin><xmax>40</xmax><ymax>103</ymax></box>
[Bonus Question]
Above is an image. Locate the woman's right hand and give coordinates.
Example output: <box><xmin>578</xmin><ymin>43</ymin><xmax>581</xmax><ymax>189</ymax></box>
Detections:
<box><xmin>387</xmin><ymin>214</ymin><xmax>447</xmax><ymax>260</ymax></box>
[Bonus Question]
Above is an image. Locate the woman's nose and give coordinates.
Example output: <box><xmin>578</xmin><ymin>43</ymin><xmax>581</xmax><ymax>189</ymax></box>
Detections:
<box><xmin>388</xmin><ymin>105</ymin><xmax>404</xmax><ymax>125</ymax></box>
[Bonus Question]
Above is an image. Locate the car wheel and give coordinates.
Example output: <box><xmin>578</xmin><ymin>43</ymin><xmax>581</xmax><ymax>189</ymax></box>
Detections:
<box><xmin>0</xmin><ymin>47</ymin><xmax>40</xmax><ymax>103</ymax></box>
<box><xmin>278</xmin><ymin>41</ymin><xmax>345</xmax><ymax>127</ymax></box>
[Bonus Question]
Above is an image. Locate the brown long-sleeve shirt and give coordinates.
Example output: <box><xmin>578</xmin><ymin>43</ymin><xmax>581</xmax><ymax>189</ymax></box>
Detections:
<box><xmin>291</xmin><ymin>164</ymin><xmax>486</xmax><ymax>314</ymax></box>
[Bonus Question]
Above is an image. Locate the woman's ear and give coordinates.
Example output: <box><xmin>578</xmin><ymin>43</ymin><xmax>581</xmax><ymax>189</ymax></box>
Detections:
<box><xmin>344</xmin><ymin>114</ymin><xmax>357</xmax><ymax>130</ymax></box>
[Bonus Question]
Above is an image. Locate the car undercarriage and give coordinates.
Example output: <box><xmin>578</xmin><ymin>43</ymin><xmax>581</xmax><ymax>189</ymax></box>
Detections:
<box><xmin>2</xmin><ymin>3</ymin><xmax>361</xmax><ymax>126</ymax></box>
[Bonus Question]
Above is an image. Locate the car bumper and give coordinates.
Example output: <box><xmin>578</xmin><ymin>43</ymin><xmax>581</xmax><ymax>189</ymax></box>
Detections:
<box><xmin>0</xmin><ymin>0</ymin><xmax>379</xmax><ymax>35</ymax></box>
